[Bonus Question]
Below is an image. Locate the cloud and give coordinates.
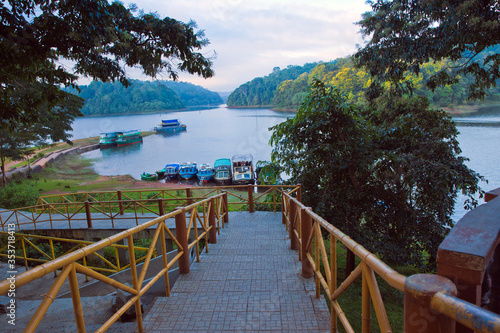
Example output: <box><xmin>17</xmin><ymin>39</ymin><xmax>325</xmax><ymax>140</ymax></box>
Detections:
<box><xmin>100</xmin><ymin>0</ymin><xmax>371</xmax><ymax>92</ymax></box>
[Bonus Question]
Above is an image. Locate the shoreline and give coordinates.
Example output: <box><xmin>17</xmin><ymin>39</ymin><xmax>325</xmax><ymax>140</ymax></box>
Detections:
<box><xmin>77</xmin><ymin>104</ymin><xmax>224</xmax><ymax>118</ymax></box>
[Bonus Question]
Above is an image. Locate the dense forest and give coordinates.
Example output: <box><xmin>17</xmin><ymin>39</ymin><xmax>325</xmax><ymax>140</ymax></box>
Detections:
<box><xmin>228</xmin><ymin>49</ymin><xmax>500</xmax><ymax>110</ymax></box>
<box><xmin>68</xmin><ymin>80</ymin><xmax>223</xmax><ymax>116</ymax></box>
<box><xmin>226</xmin><ymin>63</ymin><xmax>318</xmax><ymax>107</ymax></box>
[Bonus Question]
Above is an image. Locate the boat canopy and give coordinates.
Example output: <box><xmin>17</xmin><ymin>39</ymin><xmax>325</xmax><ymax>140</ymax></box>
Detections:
<box><xmin>161</xmin><ymin>119</ymin><xmax>181</xmax><ymax>126</ymax></box>
<box><xmin>214</xmin><ymin>158</ymin><xmax>231</xmax><ymax>168</ymax></box>
<box><xmin>232</xmin><ymin>154</ymin><xmax>253</xmax><ymax>166</ymax></box>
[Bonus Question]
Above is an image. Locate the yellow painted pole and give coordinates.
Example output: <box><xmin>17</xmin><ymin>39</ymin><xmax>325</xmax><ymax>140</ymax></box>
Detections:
<box><xmin>21</xmin><ymin>237</ymin><xmax>28</xmax><ymax>271</ymax></box>
<box><xmin>330</xmin><ymin>233</ymin><xmax>337</xmax><ymax>332</ymax></box>
<box><xmin>68</xmin><ymin>264</ymin><xmax>86</xmax><ymax>333</ymax></box>
<box><xmin>160</xmin><ymin>222</ymin><xmax>170</xmax><ymax>297</ymax></box>
<box><xmin>25</xmin><ymin>264</ymin><xmax>72</xmax><ymax>332</ymax></box>
<box><xmin>362</xmin><ymin>262</ymin><xmax>371</xmax><ymax>333</ymax></box>
<box><xmin>127</xmin><ymin>235</ymin><xmax>143</xmax><ymax>333</ymax></box>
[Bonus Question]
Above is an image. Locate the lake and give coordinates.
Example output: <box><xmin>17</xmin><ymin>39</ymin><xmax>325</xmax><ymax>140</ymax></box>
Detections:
<box><xmin>72</xmin><ymin>104</ymin><xmax>500</xmax><ymax>222</ymax></box>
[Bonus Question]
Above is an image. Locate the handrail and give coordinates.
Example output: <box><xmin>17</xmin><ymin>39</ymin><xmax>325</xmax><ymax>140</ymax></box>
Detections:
<box><xmin>2</xmin><ymin>185</ymin><xmax>300</xmax><ymax>231</ymax></box>
<box><xmin>0</xmin><ymin>231</ymin><xmax>154</xmax><ymax>274</ymax></box>
<box><xmin>281</xmin><ymin>191</ymin><xmax>500</xmax><ymax>332</ymax></box>
<box><xmin>0</xmin><ymin>192</ymin><xmax>228</xmax><ymax>333</ymax></box>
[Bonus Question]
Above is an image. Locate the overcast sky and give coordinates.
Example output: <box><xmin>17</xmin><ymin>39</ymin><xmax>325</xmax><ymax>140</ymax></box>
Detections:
<box><xmin>120</xmin><ymin>0</ymin><xmax>372</xmax><ymax>92</ymax></box>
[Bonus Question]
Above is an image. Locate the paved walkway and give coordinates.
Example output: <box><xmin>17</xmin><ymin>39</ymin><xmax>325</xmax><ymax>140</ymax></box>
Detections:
<box><xmin>144</xmin><ymin>211</ymin><xmax>331</xmax><ymax>332</ymax></box>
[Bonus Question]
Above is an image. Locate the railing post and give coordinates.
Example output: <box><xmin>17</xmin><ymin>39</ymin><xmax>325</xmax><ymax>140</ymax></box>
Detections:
<box><xmin>281</xmin><ymin>191</ymin><xmax>286</xmax><ymax>225</ymax></box>
<box><xmin>222</xmin><ymin>191</ymin><xmax>229</xmax><ymax>223</ymax></box>
<box><xmin>297</xmin><ymin>183</ymin><xmax>302</xmax><ymax>203</ymax></box>
<box><xmin>301</xmin><ymin>207</ymin><xmax>313</xmax><ymax>278</ymax></box>
<box><xmin>158</xmin><ymin>198</ymin><xmax>164</xmax><ymax>216</ymax></box>
<box><xmin>186</xmin><ymin>188</ymin><xmax>193</xmax><ymax>205</ymax></box>
<box><xmin>289</xmin><ymin>199</ymin><xmax>298</xmax><ymax>250</ymax></box>
<box><xmin>84</xmin><ymin>201</ymin><xmax>92</xmax><ymax>228</ymax></box>
<box><xmin>248</xmin><ymin>185</ymin><xmax>254</xmax><ymax>213</ymax></box>
<box><xmin>209</xmin><ymin>198</ymin><xmax>216</xmax><ymax>244</ymax></box>
<box><xmin>175</xmin><ymin>208</ymin><xmax>190</xmax><ymax>274</ymax></box>
<box><xmin>117</xmin><ymin>190</ymin><xmax>124</xmax><ymax>215</ymax></box>
<box><xmin>404</xmin><ymin>274</ymin><xmax>456</xmax><ymax>333</ymax></box>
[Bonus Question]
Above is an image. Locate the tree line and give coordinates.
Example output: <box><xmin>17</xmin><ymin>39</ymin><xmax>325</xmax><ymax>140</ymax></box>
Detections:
<box><xmin>228</xmin><ymin>49</ymin><xmax>500</xmax><ymax>111</ymax></box>
<box><xmin>66</xmin><ymin>80</ymin><xmax>223</xmax><ymax>116</ymax></box>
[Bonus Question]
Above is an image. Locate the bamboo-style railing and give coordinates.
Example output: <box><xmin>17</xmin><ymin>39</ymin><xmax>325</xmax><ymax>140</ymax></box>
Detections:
<box><xmin>0</xmin><ymin>192</ymin><xmax>228</xmax><ymax>333</ymax></box>
<box><xmin>281</xmin><ymin>191</ymin><xmax>500</xmax><ymax>333</ymax></box>
<box><xmin>0</xmin><ymin>231</ymin><xmax>153</xmax><ymax>275</ymax></box>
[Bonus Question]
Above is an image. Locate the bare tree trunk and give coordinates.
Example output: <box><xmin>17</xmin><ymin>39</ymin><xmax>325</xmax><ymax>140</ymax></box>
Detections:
<box><xmin>1</xmin><ymin>149</ymin><xmax>6</xmax><ymax>187</ymax></box>
<box><xmin>345</xmin><ymin>249</ymin><xmax>355</xmax><ymax>277</ymax></box>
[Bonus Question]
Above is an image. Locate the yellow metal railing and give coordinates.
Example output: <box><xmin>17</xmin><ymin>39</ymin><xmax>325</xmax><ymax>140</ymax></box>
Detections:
<box><xmin>0</xmin><ymin>192</ymin><xmax>228</xmax><ymax>333</ymax></box>
<box><xmin>0</xmin><ymin>231</ymin><xmax>154</xmax><ymax>275</ymax></box>
<box><xmin>282</xmin><ymin>191</ymin><xmax>500</xmax><ymax>333</ymax></box>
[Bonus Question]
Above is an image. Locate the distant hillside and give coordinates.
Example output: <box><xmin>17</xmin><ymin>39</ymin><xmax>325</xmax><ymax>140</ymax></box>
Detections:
<box><xmin>68</xmin><ymin>80</ymin><xmax>222</xmax><ymax>116</ymax></box>
<box><xmin>158</xmin><ymin>80</ymin><xmax>223</xmax><ymax>106</ymax></box>
<box><xmin>228</xmin><ymin>52</ymin><xmax>500</xmax><ymax>110</ymax></box>
<box><xmin>227</xmin><ymin>63</ymin><xmax>319</xmax><ymax>107</ymax></box>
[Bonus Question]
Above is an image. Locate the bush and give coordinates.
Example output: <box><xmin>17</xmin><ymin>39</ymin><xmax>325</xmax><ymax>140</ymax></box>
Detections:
<box><xmin>0</xmin><ymin>182</ymin><xmax>39</xmax><ymax>209</ymax></box>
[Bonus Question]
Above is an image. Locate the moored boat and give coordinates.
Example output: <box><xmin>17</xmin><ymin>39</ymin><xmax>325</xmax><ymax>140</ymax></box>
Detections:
<box><xmin>214</xmin><ymin>158</ymin><xmax>232</xmax><ymax>185</ymax></box>
<box><xmin>116</xmin><ymin>130</ymin><xmax>143</xmax><ymax>147</ymax></box>
<box><xmin>232</xmin><ymin>154</ymin><xmax>254</xmax><ymax>185</ymax></box>
<box><xmin>197</xmin><ymin>164</ymin><xmax>215</xmax><ymax>184</ymax></box>
<box><xmin>141</xmin><ymin>172</ymin><xmax>158</xmax><ymax>181</ymax></box>
<box><xmin>99</xmin><ymin>132</ymin><xmax>118</xmax><ymax>149</ymax></box>
<box><xmin>155</xmin><ymin>168</ymin><xmax>166</xmax><ymax>179</ymax></box>
<box><xmin>179</xmin><ymin>162</ymin><xmax>198</xmax><ymax>180</ymax></box>
<box><xmin>164</xmin><ymin>163</ymin><xmax>180</xmax><ymax>180</ymax></box>
<box><xmin>154</xmin><ymin>119</ymin><xmax>187</xmax><ymax>133</ymax></box>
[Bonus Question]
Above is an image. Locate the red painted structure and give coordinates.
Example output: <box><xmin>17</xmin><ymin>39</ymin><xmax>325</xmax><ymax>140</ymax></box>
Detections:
<box><xmin>437</xmin><ymin>188</ymin><xmax>500</xmax><ymax>332</ymax></box>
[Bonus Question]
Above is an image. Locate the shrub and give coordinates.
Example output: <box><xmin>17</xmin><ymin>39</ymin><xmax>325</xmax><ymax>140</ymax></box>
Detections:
<box><xmin>0</xmin><ymin>182</ymin><xmax>40</xmax><ymax>209</ymax></box>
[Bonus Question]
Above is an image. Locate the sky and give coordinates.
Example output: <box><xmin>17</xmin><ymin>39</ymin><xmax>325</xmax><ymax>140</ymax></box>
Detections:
<box><xmin>113</xmin><ymin>0</ymin><xmax>372</xmax><ymax>92</ymax></box>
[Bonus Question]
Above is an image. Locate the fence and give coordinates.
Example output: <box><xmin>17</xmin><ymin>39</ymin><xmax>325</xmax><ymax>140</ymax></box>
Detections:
<box><xmin>282</xmin><ymin>191</ymin><xmax>500</xmax><ymax>332</ymax></box>
<box><xmin>0</xmin><ymin>192</ymin><xmax>228</xmax><ymax>332</ymax></box>
<box><xmin>1</xmin><ymin>185</ymin><xmax>300</xmax><ymax>232</ymax></box>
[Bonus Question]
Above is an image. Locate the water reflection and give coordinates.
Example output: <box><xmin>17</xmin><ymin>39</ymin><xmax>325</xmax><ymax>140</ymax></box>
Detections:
<box><xmin>100</xmin><ymin>142</ymin><xmax>143</xmax><ymax>157</ymax></box>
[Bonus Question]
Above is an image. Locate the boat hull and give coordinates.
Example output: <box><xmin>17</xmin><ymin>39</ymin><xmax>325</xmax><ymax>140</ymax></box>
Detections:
<box><xmin>215</xmin><ymin>178</ymin><xmax>232</xmax><ymax>186</ymax></box>
<box><xmin>117</xmin><ymin>137</ymin><xmax>142</xmax><ymax>147</ymax></box>
<box><xmin>155</xmin><ymin>125</ymin><xmax>187</xmax><ymax>133</ymax></box>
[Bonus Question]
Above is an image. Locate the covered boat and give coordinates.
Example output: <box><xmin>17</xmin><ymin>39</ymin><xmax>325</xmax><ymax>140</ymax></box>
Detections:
<box><xmin>164</xmin><ymin>163</ymin><xmax>180</xmax><ymax>180</ymax></box>
<box><xmin>116</xmin><ymin>130</ymin><xmax>143</xmax><ymax>147</ymax></box>
<box><xmin>232</xmin><ymin>154</ymin><xmax>254</xmax><ymax>185</ymax></box>
<box><xmin>99</xmin><ymin>132</ymin><xmax>118</xmax><ymax>149</ymax></box>
<box><xmin>179</xmin><ymin>162</ymin><xmax>198</xmax><ymax>180</ymax></box>
<box><xmin>154</xmin><ymin>119</ymin><xmax>187</xmax><ymax>133</ymax></box>
<box><xmin>155</xmin><ymin>168</ymin><xmax>166</xmax><ymax>179</ymax></box>
<box><xmin>141</xmin><ymin>172</ymin><xmax>158</xmax><ymax>181</ymax></box>
<box><xmin>214</xmin><ymin>158</ymin><xmax>232</xmax><ymax>185</ymax></box>
<box><xmin>197</xmin><ymin>164</ymin><xmax>215</xmax><ymax>183</ymax></box>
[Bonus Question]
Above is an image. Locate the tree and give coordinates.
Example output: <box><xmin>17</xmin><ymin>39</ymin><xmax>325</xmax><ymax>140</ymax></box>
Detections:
<box><xmin>0</xmin><ymin>0</ymin><xmax>214</xmax><ymax>182</ymax></box>
<box><xmin>355</xmin><ymin>0</ymin><xmax>500</xmax><ymax>100</ymax></box>
<box><xmin>270</xmin><ymin>81</ymin><xmax>483</xmax><ymax>268</ymax></box>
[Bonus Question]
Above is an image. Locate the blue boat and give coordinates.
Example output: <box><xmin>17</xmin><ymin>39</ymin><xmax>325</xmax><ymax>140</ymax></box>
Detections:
<box><xmin>214</xmin><ymin>158</ymin><xmax>232</xmax><ymax>185</ymax></box>
<box><xmin>179</xmin><ymin>162</ymin><xmax>198</xmax><ymax>180</ymax></box>
<box><xmin>164</xmin><ymin>163</ymin><xmax>180</xmax><ymax>179</ymax></box>
<box><xmin>197</xmin><ymin>164</ymin><xmax>215</xmax><ymax>184</ymax></box>
<box><xmin>154</xmin><ymin>119</ymin><xmax>187</xmax><ymax>133</ymax></box>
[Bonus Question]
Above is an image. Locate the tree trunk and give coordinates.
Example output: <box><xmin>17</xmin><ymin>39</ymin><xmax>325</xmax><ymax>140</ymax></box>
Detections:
<box><xmin>345</xmin><ymin>249</ymin><xmax>355</xmax><ymax>276</ymax></box>
<box><xmin>1</xmin><ymin>150</ymin><xmax>5</xmax><ymax>187</ymax></box>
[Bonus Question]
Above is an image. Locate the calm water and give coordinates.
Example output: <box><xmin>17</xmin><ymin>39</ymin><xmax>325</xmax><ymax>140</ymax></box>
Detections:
<box><xmin>76</xmin><ymin>106</ymin><xmax>295</xmax><ymax>179</ymax></box>
<box><xmin>73</xmin><ymin>104</ymin><xmax>500</xmax><ymax>222</ymax></box>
